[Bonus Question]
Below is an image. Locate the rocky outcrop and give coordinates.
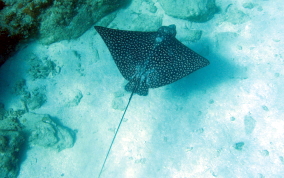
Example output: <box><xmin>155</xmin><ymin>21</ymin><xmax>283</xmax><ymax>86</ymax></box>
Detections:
<box><xmin>0</xmin><ymin>131</ymin><xmax>24</xmax><ymax>178</ymax></box>
<box><xmin>0</xmin><ymin>0</ymin><xmax>127</xmax><ymax>43</ymax></box>
<box><xmin>0</xmin><ymin>103</ymin><xmax>76</xmax><ymax>177</ymax></box>
<box><xmin>158</xmin><ymin>0</ymin><xmax>218</xmax><ymax>22</ymax></box>
<box><xmin>39</xmin><ymin>0</ymin><xmax>129</xmax><ymax>44</ymax></box>
<box><xmin>0</xmin><ymin>0</ymin><xmax>128</xmax><ymax>66</ymax></box>
<box><xmin>19</xmin><ymin>113</ymin><xmax>76</xmax><ymax>152</ymax></box>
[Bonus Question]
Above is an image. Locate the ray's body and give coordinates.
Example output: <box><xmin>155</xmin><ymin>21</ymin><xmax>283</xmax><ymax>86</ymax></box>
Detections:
<box><xmin>94</xmin><ymin>25</ymin><xmax>209</xmax><ymax>177</ymax></box>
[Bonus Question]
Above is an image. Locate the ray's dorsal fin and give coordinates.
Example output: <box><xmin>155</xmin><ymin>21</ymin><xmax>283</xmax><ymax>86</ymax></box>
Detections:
<box><xmin>95</xmin><ymin>25</ymin><xmax>210</xmax><ymax>177</ymax></box>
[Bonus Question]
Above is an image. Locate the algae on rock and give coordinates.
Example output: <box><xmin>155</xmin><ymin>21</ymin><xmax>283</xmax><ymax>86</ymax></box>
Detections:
<box><xmin>39</xmin><ymin>0</ymin><xmax>129</xmax><ymax>44</ymax></box>
<box><xmin>0</xmin><ymin>0</ymin><xmax>128</xmax><ymax>44</ymax></box>
<box><xmin>0</xmin><ymin>103</ymin><xmax>25</xmax><ymax>178</ymax></box>
<box><xmin>19</xmin><ymin>113</ymin><xmax>75</xmax><ymax>151</ymax></box>
<box><xmin>12</xmin><ymin>79</ymin><xmax>47</xmax><ymax>111</ymax></box>
<box><xmin>0</xmin><ymin>102</ymin><xmax>76</xmax><ymax>177</ymax></box>
<box><xmin>28</xmin><ymin>56</ymin><xmax>59</xmax><ymax>80</ymax></box>
<box><xmin>25</xmin><ymin>87</ymin><xmax>47</xmax><ymax>110</ymax></box>
<box><xmin>0</xmin><ymin>131</ymin><xmax>25</xmax><ymax>178</ymax></box>
<box><xmin>0</xmin><ymin>104</ymin><xmax>23</xmax><ymax>131</ymax></box>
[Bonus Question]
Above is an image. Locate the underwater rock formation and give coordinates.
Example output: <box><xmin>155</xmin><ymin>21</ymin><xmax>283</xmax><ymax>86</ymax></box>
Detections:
<box><xmin>19</xmin><ymin>113</ymin><xmax>75</xmax><ymax>151</ymax></box>
<box><xmin>158</xmin><ymin>0</ymin><xmax>218</xmax><ymax>22</ymax></box>
<box><xmin>0</xmin><ymin>0</ymin><xmax>127</xmax><ymax>44</ymax></box>
<box><xmin>0</xmin><ymin>103</ymin><xmax>76</xmax><ymax>177</ymax></box>
<box><xmin>0</xmin><ymin>103</ymin><xmax>24</xmax><ymax>178</ymax></box>
<box><xmin>28</xmin><ymin>56</ymin><xmax>59</xmax><ymax>80</ymax></box>
<box><xmin>39</xmin><ymin>0</ymin><xmax>128</xmax><ymax>44</ymax></box>
<box><xmin>0</xmin><ymin>0</ymin><xmax>51</xmax><ymax>66</ymax></box>
<box><xmin>0</xmin><ymin>0</ymin><xmax>128</xmax><ymax>66</ymax></box>
<box><xmin>12</xmin><ymin>79</ymin><xmax>47</xmax><ymax>111</ymax></box>
<box><xmin>0</xmin><ymin>131</ymin><xmax>25</xmax><ymax>178</ymax></box>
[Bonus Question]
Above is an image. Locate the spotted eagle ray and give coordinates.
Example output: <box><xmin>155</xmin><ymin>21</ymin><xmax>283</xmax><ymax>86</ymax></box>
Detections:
<box><xmin>94</xmin><ymin>24</ymin><xmax>209</xmax><ymax>177</ymax></box>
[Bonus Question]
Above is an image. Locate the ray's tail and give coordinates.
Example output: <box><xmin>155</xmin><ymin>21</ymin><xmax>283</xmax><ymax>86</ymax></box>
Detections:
<box><xmin>98</xmin><ymin>85</ymin><xmax>137</xmax><ymax>178</ymax></box>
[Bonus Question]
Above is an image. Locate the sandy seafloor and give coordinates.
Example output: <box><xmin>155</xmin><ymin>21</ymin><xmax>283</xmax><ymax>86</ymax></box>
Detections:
<box><xmin>1</xmin><ymin>0</ymin><xmax>284</xmax><ymax>177</ymax></box>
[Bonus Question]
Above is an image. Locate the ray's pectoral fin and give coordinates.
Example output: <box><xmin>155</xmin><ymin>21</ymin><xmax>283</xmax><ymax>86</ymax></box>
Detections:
<box><xmin>94</xmin><ymin>24</ymin><xmax>210</xmax><ymax>178</ymax></box>
<box><xmin>94</xmin><ymin>25</ymin><xmax>210</xmax><ymax>96</ymax></box>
